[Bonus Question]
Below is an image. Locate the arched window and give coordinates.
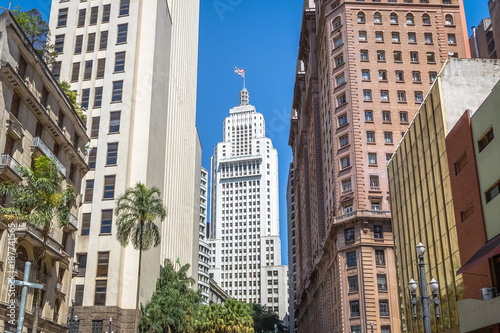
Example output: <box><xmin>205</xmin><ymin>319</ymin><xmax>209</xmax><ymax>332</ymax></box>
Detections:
<box><xmin>406</xmin><ymin>13</ymin><xmax>414</xmax><ymax>24</ymax></box>
<box><xmin>422</xmin><ymin>14</ymin><xmax>431</xmax><ymax>25</ymax></box>
<box><xmin>445</xmin><ymin>14</ymin><xmax>454</xmax><ymax>25</ymax></box>
<box><xmin>390</xmin><ymin>13</ymin><xmax>398</xmax><ymax>24</ymax></box>
<box><xmin>333</xmin><ymin>16</ymin><xmax>342</xmax><ymax>29</ymax></box>
<box><xmin>357</xmin><ymin>11</ymin><xmax>365</xmax><ymax>24</ymax></box>
<box><xmin>374</xmin><ymin>12</ymin><xmax>382</xmax><ymax>24</ymax></box>
<box><xmin>16</xmin><ymin>246</ymin><xmax>29</xmax><ymax>272</ymax></box>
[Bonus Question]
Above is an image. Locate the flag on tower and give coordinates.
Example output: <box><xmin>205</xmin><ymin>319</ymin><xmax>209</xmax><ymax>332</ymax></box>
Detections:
<box><xmin>234</xmin><ymin>67</ymin><xmax>245</xmax><ymax>78</ymax></box>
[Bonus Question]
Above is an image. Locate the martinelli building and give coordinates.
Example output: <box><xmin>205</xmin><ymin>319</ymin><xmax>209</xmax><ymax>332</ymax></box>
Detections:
<box><xmin>209</xmin><ymin>88</ymin><xmax>288</xmax><ymax>320</ymax></box>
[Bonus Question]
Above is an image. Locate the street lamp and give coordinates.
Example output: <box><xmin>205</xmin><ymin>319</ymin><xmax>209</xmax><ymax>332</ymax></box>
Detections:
<box><xmin>68</xmin><ymin>298</ymin><xmax>79</xmax><ymax>333</ymax></box>
<box><xmin>409</xmin><ymin>242</ymin><xmax>440</xmax><ymax>333</ymax></box>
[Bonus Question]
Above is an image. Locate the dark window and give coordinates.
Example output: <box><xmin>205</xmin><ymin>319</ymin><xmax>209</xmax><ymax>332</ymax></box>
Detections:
<box><xmin>81</xmin><ymin>213</ymin><xmax>91</xmax><ymax>235</ymax></box>
<box><xmin>486</xmin><ymin>181</ymin><xmax>500</xmax><ymax>203</ymax></box>
<box><xmin>74</xmin><ymin>35</ymin><xmax>83</xmax><ymax>53</ymax></box>
<box><xmin>94</xmin><ymin>281</ymin><xmax>107</xmax><ymax>305</ymax></box>
<box><xmin>18</xmin><ymin>56</ymin><xmax>27</xmax><ymax>79</ymax></box>
<box><xmin>57</xmin><ymin>8</ymin><xmax>68</xmax><ymax>27</ymax></box>
<box><xmin>71</xmin><ymin>62</ymin><xmax>80</xmax><ymax>82</ymax></box>
<box><xmin>96</xmin><ymin>252</ymin><xmax>109</xmax><ymax>276</ymax></box>
<box><xmin>381</xmin><ymin>326</ymin><xmax>391</xmax><ymax>333</ymax></box>
<box><xmin>350</xmin><ymin>300</ymin><xmax>360</xmax><ymax>317</ymax></box>
<box><xmin>90</xmin><ymin>6</ymin><xmax>98</xmax><ymax>25</ymax></box>
<box><xmin>455</xmin><ymin>153</ymin><xmax>468</xmax><ymax>175</ymax></box>
<box><xmin>53</xmin><ymin>142</ymin><xmax>60</xmax><ymax>157</ymax></box>
<box><xmin>461</xmin><ymin>205</ymin><xmax>474</xmax><ymax>221</ymax></box>
<box><xmin>352</xmin><ymin>326</ymin><xmax>361</xmax><ymax>333</ymax></box>
<box><xmin>40</xmin><ymin>88</ymin><xmax>49</xmax><ymax>108</ymax></box>
<box><xmin>379</xmin><ymin>300</ymin><xmax>390</xmax><ymax>316</ymax></box>
<box><xmin>52</xmin><ymin>62</ymin><xmax>61</xmax><ymax>80</ymax></box>
<box><xmin>348</xmin><ymin>275</ymin><xmax>358</xmax><ymax>292</ymax></box>
<box><xmin>114</xmin><ymin>51</ymin><xmax>126</xmax><ymax>72</ymax></box>
<box><xmin>91</xmin><ymin>117</ymin><xmax>100</xmax><ymax>138</ymax></box>
<box><xmin>478</xmin><ymin>128</ymin><xmax>494</xmax><ymax>152</ymax></box>
<box><xmin>109</xmin><ymin>111</ymin><xmax>121</xmax><ymax>133</ymax></box>
<box><xmin>120</xmin><ymin>0</ymin><xmax>130</xmax><ymax>16</ymax></box>
<box><xmin>55</xmin><ymin>34</ymin><xmax>65</xmax><ymax>53</ymax></box>
<box><xmin>77</xmin><ymin>9</ymin><xmax>86</xmax><ymax>27</ymax></box>
<box><xmin>377</xmin><ymin>274</ymin><xmax>387</xmax><ymax>290</ymax></box>
<box><xmin>101</xmin><ymin>210</ymin><xmax>113</xmax><ymax>234</ymax></box>
<box><xmin>345</xmin><ymin>228</ymin><xmax>355</xmax><ymax>243</ymax></box>
<box><xmin>375</xmin><ymin>249</ymin><xmax>385</xmax><ymax>265</ymax></box>
<box><xmin>99</xmin><ymin>31</ymin><xmax>108</xmax><ymax>50</ymax></box>
<box><xmin>88</xmin><ymin>148</ymin><xmax>97</xmax><ymax>170</ymax></box>
<box><xmin>57</xmin><ymin>112</ymin><xmax>64</xmax><ymax>129</ymax></box>
<box><xmin>102</xmin><ymin>4</ymin><xmax>111</xmax><ymax>22</ymax></box>
<box><xmin>77</xmin><ymin>253</ymin><xmax>87</xmax><ymax>276</ymax></box>
<box><xmin>112</xmin><ymin>81</ymin><xmax>123</xmax><ymax>102</ymax></box>
<box><xmin>96</xmin><ymin>59</ymin><xmax>105</xmax><ymax>79</ymax></box>
<box><xmin>106</xmin><ymin>143</ymin><xmax>118</xmax><ymax>165</ymax></box>
<box><xmin>347</xmin><ymin>251</ymin><xmax>357</xmax><ymax>267</ymax></box>
<box><xmin>374</xmin><ymin>225</ymin><xmax>383</xmax><ymax>239</ymax></box>
<box><xmin>35</xmin><ymin>122</ymin><xmax>43</xmax><ymax>138</ymax></box>
<box><xmin>87</xmin><ymin>33</ymin><xmax>96</xmax><ymax>52</ymax></box>
<box><xmin>81</xmin><ymin>88</ymin><xmax>90</xmax><ymax>109</ymax></box>
<box><xmin>75</xmin><ymin>285</ymin><xmax>84</xmax><ymax>306</ymax></box>
<box><xmin>117</xmin><ymin>24</ymin><xmax>128</xmax><ymax>44</ymax></box>
<box><xmin>84</xmin><ymin>179</ymin><xmax>94</xmax><ymax>202</ymax></box>
<box><xmin>10</xmin><ymin>93</ymin><xmax>21</xmax><ymax>119</ymax></box>
<box><xmin>103</xmin><ymin>175</ymin><xmax>116</xmax><ymax>199</ymax></box>
<box><xmin>83</xmin><ymin>60</ymin><xmax>93</xmax><ymax>80</ymax></box>
<box><xmin>94</xmin><ymin>87</ymin><xmax>103</xmax><ymax>108</ymax></box>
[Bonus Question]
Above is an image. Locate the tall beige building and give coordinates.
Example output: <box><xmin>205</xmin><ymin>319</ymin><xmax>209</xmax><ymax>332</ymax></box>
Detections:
<box><xmin>289</xmin><ymin>1</ymin><xmax>469</xmax><ymax>332</ymax></box>
<box><xmin>48</xmin><ymin>1</ymin><xmax>200</xmax><ymax>331</ymax></box>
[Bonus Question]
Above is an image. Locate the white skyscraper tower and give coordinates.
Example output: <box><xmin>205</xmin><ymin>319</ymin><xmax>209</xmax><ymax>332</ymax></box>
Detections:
<box><xmin>209</xmin><ymin>87</ymin><xmax>288</xmax><ymax>320</ymax></box>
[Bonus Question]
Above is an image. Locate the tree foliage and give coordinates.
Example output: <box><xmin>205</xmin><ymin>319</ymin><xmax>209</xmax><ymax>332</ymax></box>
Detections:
<box><xmin>252</xmin><ymin>304</ymin><xmax>285</xmax><ymax>333</ymax></box>
<box><xmin>197</xmin><ymin>299</ymin><xmax>254</xmax><ymax>333</ymax></box>
<box><xmin>58</xmin><ymin>81</ymin><xmax>86</xmax><ymax>124</ymax></box>
<box><xmin>12</xmin><ymin>6</ymin><xmax>57</xmax><ymax>65</ymax></box>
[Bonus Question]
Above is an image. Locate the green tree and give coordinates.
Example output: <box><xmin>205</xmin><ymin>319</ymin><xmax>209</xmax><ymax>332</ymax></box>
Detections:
<box><xmin>12</xmin><ymin>6</ymin><xmax>57</xmax><ymax>64</ymax></box>
<box><xmin>115</xmin><ymin>183</ymin><xmax>167</xmax><ymax>331</ymax></box>
<box><xmin>0</xmin><ymin>156</ymin><xmax>75</xmax><ymax>333</ymax></box>
<box><xmin>252</xmin><ymin>304</ymin><xmax>285</xmax><ymax>333</ymax></box>
<box><xmin>198</xmin><ymin>299</ymin><xmax>254</xmax><ymax>333</ymax></box>
<box><xmin>58</xmin><ymin>81</ymin><xmax>87</xmax><ymax>124</ymax></box>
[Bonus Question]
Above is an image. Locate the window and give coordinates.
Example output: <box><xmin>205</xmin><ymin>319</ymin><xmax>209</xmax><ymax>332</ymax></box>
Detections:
<box><xmin>94</xmin><ymin>86</ymin><xmax>103</xmax><ymax>108</ymax></box>
<box><xmin>55</xmin><ymin>35</ymin><xmax>64</xmax><ymax>53</ymax></box>
<box><xmin>90</xmin><ymin>6</ymin><xmax>98</xmax><ymax>25</ymax></box>
<box><xmin>380</xmin><ymin>300</ymin><xmax>390</xmax><ymax>316</ymax></box>
<box><xmin>382</xmin><ymin>111</ymin><xmax>391</xmax><ymax>123</ymax></box>
<box><xmin>408</xmin><ymin>32</ymin><xmax>416</xmax><ymax>43</ymax></box>
<box><xmin>374</xmin><ymin>225</ymin><xmax>383</xmax><ymax>238</ymax></box>
<box><xmin>88</xmin><ymin>148</ymin><xmax>97</xmax><ymax>170</ymax></box>
<box><xmin>486</xmin><ymin>181</ymin><xmax>500</xmax><ymax>203</ymax></box>
<box><xmin>120</xmin><ymin>0</ymin><xmax>130</xmax><ymax>16</ymax></box>
<box><xmin>363</xmin><ymin>90</ymin><xmax>372</xmax><ymax>101</ymax></box>
<box><xmin>367</xmin><ymin>131</ymin><xmax>375</xmax><ymax>143</ymax></box>
<box><xmin>75</xmin><ymin>285</ymin><xmax>84</xmax><ymax>306</ymax></box>
<box><xmin>334</xmin><ymin>36</ymin><xmax>343</xmax><ymax>48</ymax></box>
<box><xmin>377</xmin><ymin>274</ymin><xmax>388</xmax><ymax>290</ymax></box>
<box><xmin>360</xmin><ymin>50</ymin><xmax>369</xmax><ymax>61</ymax></box>
<box><xmin>342</xmin><ymin>178</ymin><xmax>352</xmax><ymax>192</ymax></box>
<box><xmin>372</xmin><ymin>201</ymin><xmax>381</xmax><ymax>211</ymax></box>
<box><xmin>381</xmin><ymin>326</ymin><xmax>391</xmax><ymax>333</ymax></box>
<box><xmin>348</xmin><ymin>275</ymin><xmax>358</xmax><ymax>292</ymax></box>
<box><xmin>350</xmin><ymin>300</ymin><xmax>360</xmax><ymax>317</ymax></box>
<box><xmin>341</xmin><ymin>155</ymin><xmax>351</xmax><ymax>169</ymax></box>
<box><xmin>100</xmin><ymin>31</ymin><xmax>108</xmax><ymax>50</ymax></box>
<box><xmin>397</xmin><ymin>91</ymin><xmax>406</xmax><ymax>102</ymax></box>
<box><xmin>374</xmin><ymin>12</ymin><xmax>382</xmax><ymax>24</ymax></box>
<box><xmin>395</xmin><ymin>71</ymin><xmax>404</xmax><ymax>82</ymax></box>
<box><xmin>77</xmin><ymin>9</ymin><xmax>86</xmax><ymax>27</ymax></box>
<box><xmin>103</xmin><ymin>175</ymin><xmax>116</xmax><ymax>199</ymax></box>
<box><xmin>91</xmin><ymin>117</ymin><xmax>100</xmax><ymax>138</ymax></box>
<box><xmin>71</xmin><ymin>62</ymin><xmax>80</xmax><ymax>82</ymax></box>
<box><xmin>96</xmin><ymin>59</ymin><xmax>105</xmax><ymax>79</ymax></box>
<box><xmin>384</xmin><ymin>132</ymin><xmax>393</xmax><ymax>144</ymax></box>
<box><xmin>394</xmin><ymin>51</ymin><xmax>402</xmax><ymax>62</ymax></box>
<box><xmin>52</xmin><ymin>62</ymin><xmax>61</xmax><ymax>80</ymax></box>
<box><xmin>101</xmin><ymin>210</ymin><xmax>113</xmax><ymax>234</ymax></box>
<box><xmin>338</xmin><ymin>113</ymin><xmax>348</xmax><ymax>126</ymax></box>
<box><xmin>345</xmin><ymin>228</ymin><xmax>355</xmax><ymax>243</ymax></box>
<box><xmin>380</xmin><ymin>91</ymin><xmax>389</xmax><ymax>102</ymax></box>
<box><xmin>81</xmin><ymin>213</ymin><xmax>91</xmax><ymax>235</ymax></box>
<box><xmin>84</xmin><ymin>179</ymin><xmax>94</xmax><ymax>202</ymax></box>
<box><xmin>77</xmin><ymin>253</ymin><xmax>87</xmax><ymax>276</ymax></box>
<box><xmin>359</xmin><ymin>31</ymin><xmax>367</xmax><ymax>41</ymax></box>
<box><xmin>445</xmin><ymin>14</ymin><xmax>454</xmax><ymax>26</ymax></box>
<box><xmin>427</xmin><ymin>52</ymin><xmax>435</xmax><ymax>63</ymax></box>
<box><xmin>109</xmin><ymin>111</ymin><xmax>121</xmax><ymax>133</ymax></box>
<box><xmin>81</xmin><ymin>88</ymin><xmax>90</xmax><ymax>109</ymax></box>
<box><xmin>336</xmin><ymin>73</ymin><xmax>345</xmax><ymax>86</ymax></box>
<box><xmin>347</xmin><ymin>251</ymin><xmax>357</xmax><ymax>267</ymax></box>
<box><xmin>429</xmin><ymin>72</ymin><xmax>437</xmax><ymax>82</ymax></box>
<box><xmin>344</xmin><ymin>203</ymin><xmax>353</xmax><ymax>214</ymax></box>
<box><xmin>400</xmin><ymin>111</ymin><xmax>409</xmax><ymax>123</ymax></box>
<box><xmin>377</xmin><ymin>50</ymin><xmax>386</xmax><ymax>61</ymax></box>
<box><xmin>375</xmin><ymin>31</ymin><xmax>384</xmax><ymax>42</ymax></box>
<box><xmin>337</xmin><ymin>94</ymin><xmax>347</xmax><ymax>106</ymax></box>
<box><xmin>386</xmin><ymin>154</ymin><xmax>392</xmax><ymax>164</ymax></box>
<box><xmin>379</xmin><ymin>70</ymin><xmax>387</xmax><ymax>81</ymax></box>
<box><xmin>333</xmin><ymin>17</ymin><xmax>342</xmax><ymax>29</ymax></box>
<box><xmin>415</xmin><ymin>91</ymin><xmax>423</xmax><ymax>103</ymax></box>
<box><xmin>367</xmin><ymin>152</ymin><xmax>377</xmax><ymax>165</ymax></box>
<box><xmin>365</xmin><ymin>110</ymin><xmax>373</xmax><ymax>122</ymax></box>
<box><xmin>352</xmin><ymin>326</ymin><xmax>361</xmax><ymax>333</ymax></box>
<box><xmin>335</xmin><ymin>54</ymin><xmax>344</xmax><ymax>66</ymax></box>
<box><xmin>461</xmin><ymin>205</ymin><xmax>474</xmax><ymax>221</ymax></box>
<box><xmin>117</xmin><ymin>24</ymin><xmax>128</xmax><ymax>43</ymax></box>
<box><xmin>83</xmin><ymin>60</ymin><xmax>93</xmax><ymax>80</ymax></box>
<box><xmin>41</xmin><ymin>88</ymin><xmax>49</xmax><ymax>109</ymax></box>
<box><xmin>357</xmin><ymin>12</ymin><xmax>365</xmax><ymax>23</ymax></box>
<box><xmin>340</xmin><ymin>134</ymin><xmax>349</xmax><ymax>147</ymax></box>
<box><xmin>422</xmin><ymin>14</ymin><xmax>431</xmax><ymax>25</ymax></box>
<box><xmin>57</xmin><ymin>8</ymin><xmax>68</xmax><ymax>27</ymax></box>
<box><xmin>97</xmin><ymin>252</ymin><xmax>109</xmax><ymax>277</ymax></box>
<box><xmin>112</xmin><ymin>81</ymin><xmax>124</xmax><ymax>102</ymax></box>
<box><xmin>106</xmin><ymin>143</ymin><xmax>118</xmax><ymax>165</ymax></box>
<box><xmin>94</xmin><ymin>281</ymin><xmax>107</xmax><ymax>305</ymax></box>
<box><xmin>390</xmin><ymin>13</ymin><xmax>398</xmax><ymax>24</ymax></box>
<box><xmin>74</xmin><ymin>35</ymin><xmax>83</xmax><ymax>53</ymax></box>
<box><xmin>406</xmin><ymin>13</ymin><xmax>414</xmax><ymax>24</ymax></box>
<box><xmin>392</xmin><ymin>32</ymin><xmax>400</xmax><ymax>43</ymax></box>
<box><xmin>362</xmin><ymin>69</ymin><xmax>370</xmax><ymax>80</ymax></box>
<box><xmin>370</xmin><ymin>175</ymin><xmax>380</xmax><ymax>189</ymax></box>
<box><xmin>411</xmin><ymin>71</ymin><xmax>421</xmax><ymax>83</ymax></box>
<box><xmin>424</xmin><ymin>33</ymin><xmax>433</xmax><ymax>44</ymax></box>
<box><xmin>448</xmin><ymin>33</ymin><xmax>456</xmax><ymax>44</ymax></box>
<box><xmin>410</xmin><ymin>51</ymin><xmax>419</xmax><ymax>63</ymax></box>
<box><xmin>87</xmin><ymin>33</ymin><xmax>96</xmax><ymax>52</ymax></box>
<box><xmin>102</xmin><ymin>4</ymin><xmax>111</xmax><ymax>22</ymax></box>
<box><xmin>375</xmin><ymin>249</ymin><xmax>385</xmax><ymax>265</ymax></box>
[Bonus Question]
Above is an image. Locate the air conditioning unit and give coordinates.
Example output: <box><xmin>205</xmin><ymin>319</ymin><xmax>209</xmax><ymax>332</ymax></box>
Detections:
<box><xmin>480</xmin><ymin>287</ymin><xmax>497</xmax><ymax>300</ymax></box>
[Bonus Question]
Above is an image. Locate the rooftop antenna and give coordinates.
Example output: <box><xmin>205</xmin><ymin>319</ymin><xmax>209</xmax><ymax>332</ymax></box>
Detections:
<box><xmin>0</xmin><ymin>1</ymin><xmax>12</xmax><ymax>11</ymax></box>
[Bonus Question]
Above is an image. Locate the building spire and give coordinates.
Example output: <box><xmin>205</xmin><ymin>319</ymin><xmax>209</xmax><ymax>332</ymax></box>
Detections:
<box><xmin>239</xmin><ymin>88</ymin><xmax>249</xmax><ymax>106</ymax></box>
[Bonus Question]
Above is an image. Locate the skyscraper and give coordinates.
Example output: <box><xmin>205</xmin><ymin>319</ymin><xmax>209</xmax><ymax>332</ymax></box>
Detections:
<box><xmin>289</xmin><ymin>0</ymin><xmax>469</xmax><ymax>332</ymax></box>
<box><xmin>198</xmin><ymin>167</ymin><xmax>210</xmax><ymax>303</ymax></box>
<box><xmin>209</xmin><ymin>88</ymin><xmax>288</xmax><ymax>319</ymax></box>
<box><xmin>287</xmin><ymin>163</ymin><xmax>297</xmax><ymax>333</ymax></box>
<box><xmin>48</xmin><ymin>1</ymin><xmax>200</xmax><ymax>331</ymax></box>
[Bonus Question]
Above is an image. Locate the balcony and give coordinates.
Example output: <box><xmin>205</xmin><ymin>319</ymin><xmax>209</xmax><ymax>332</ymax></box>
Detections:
<box><xmin>15</xmin><ymin>223</ymin><xmax>67</xmax><ymax>262</ymax></box>
<box><xmin>31</xmin><ymin>137</ymin><xmax>66</xmax><ymax>176</ymax></box>
<box><xmin>0</xmin><ymin>154</ymin><xmax>22</xmax><ymax>180</ymax></box>
<box><xmin>68</xmin><ymin>212</ymin><xmax>78</xmax><ymax>231</ymax></box>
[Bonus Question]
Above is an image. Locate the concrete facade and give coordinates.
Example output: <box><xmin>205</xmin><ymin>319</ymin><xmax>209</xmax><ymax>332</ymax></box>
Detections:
<box><xmin>289</xmin><ymin>1</ymin><xmax>469</xmax><ymax>332</ymax></box>
<box><xmin>208</xmin><ymin>88</ymin><xmax>288</xmax><ymax>320</ymax></box>
<box><xmin>0</xmin><ymin>11</ymin><xmax>89</xmax><ymax>333</ymax></box>
<box><xmin>469</xmin><ymin>0</ymin><xmax>500</xmax><ymax>59</ymax></box>
<box><xmin>198</xmin><ymin>166</ymin><xmax>210</xmax><ymax>303</ymax></box>
<box><xmin>286</xmin><ymin>163</ymin><xmax>297</xmax><ymax>333</ymax></box>
<box><xmin>48</xmin><ymin>1</ymin><xmax>200</xmax><ymax>331</ymax></box>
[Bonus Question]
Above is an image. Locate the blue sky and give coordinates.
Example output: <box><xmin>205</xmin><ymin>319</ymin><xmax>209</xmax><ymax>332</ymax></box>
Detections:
<box><xmin>15</xmin><ymin>0</ymin><xmax>492</xmax><ymax>265</ymax></box>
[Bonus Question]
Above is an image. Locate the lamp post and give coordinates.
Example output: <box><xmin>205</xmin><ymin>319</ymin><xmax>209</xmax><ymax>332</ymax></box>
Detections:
<box><xmin>409</xmin><ymin>242</ymin><xmax>440</xmax><ymax>333</ymax></box>
<box><xmin>370</xmin><ymin>321</ymin><xmax>374</xmax><ymax>333</ymax></box>
<box><xmin>106</xmin><ymin>317</ymin><xmax>112</xmax><ymax>333</ymax></box>
<box><xmin>68</xmin><ymin>298</ymin><xmax>79</xmax><ymax>333</ymax></box>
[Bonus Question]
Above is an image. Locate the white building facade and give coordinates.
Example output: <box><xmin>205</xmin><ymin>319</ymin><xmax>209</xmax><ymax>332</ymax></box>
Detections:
<box><xmin>209</xmin><ymin>88</ymin><xmax>288</xmax><ymax>319</ymax></box>
<box><xmin>199</xmin><ymin>167</ymin><xmax>210</xmax><ymax>303</ymax></box>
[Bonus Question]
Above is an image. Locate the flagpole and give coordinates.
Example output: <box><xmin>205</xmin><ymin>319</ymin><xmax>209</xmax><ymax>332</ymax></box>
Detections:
<box><xmin>243</xmin><ymin>76</ymin><xmax>245</xmax><ymax>89</ymax></box>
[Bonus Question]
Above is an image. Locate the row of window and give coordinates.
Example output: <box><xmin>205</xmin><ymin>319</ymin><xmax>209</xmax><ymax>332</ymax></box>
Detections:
<box><xmin>338</xmin><ymin>110</ymin><xmax>409</xmax><ymax>130</ymax></box>
<box><xmin>357</xmin><ymin>30</ymin><xmax>457</xmax><ymax>45</ymax></box>
<box><xmin>57</xmin><ymin>0</ymin><xmax>130</xmax><ymax>28</ymax></box>
<box><xmin>341</xmin><ymin>175</ymin><xmax>382</xmax><ymax>193</ymax></box>
<box><xmin>357</xmin><ymin>69</ymin><xmax>437</xmax><ymax>84</ymax></box>
<box><xmin>78</xmin><ymin>81</ymin><xmax>124</xmax><ymax>109</ymax></box>
<box><xmin>348</xmin><ymin>273</ymin><xmax>387</xmax><ymax>293</ymax></box>
<box><xmin>70</xmin><ymin>52</ymin><xmax>126</xmax><ymax>82</ymax></box>
<box><xmin>349</xmin><ymin>299</ymin><xmax>390</xmax><ymax>318</ymax></box>
<box><xmin>56</xmin><ymin>26</ymin><xmax>127</xmax><ymax>55</ymax></box>
<box><xmin>84</xmin><ymin>175</ymin><xmax>116</xmax><ymax>202</ymax></box>
<box><xmin>342</xmin><ymin>200</ymin><xmax>384</xmax><ymax>214</ymax></box>
<box><xmin>346</xmin><ymin>249</ymin><xmax>386</xmax><ymax>267</ymax></box>
<box><xmin>358</xmin><ymin>50</ymin><xmax>445</xmax><ymax>64</ymax></box>
<box><xmin>345</xmin><ymin>225</ymin><xmax>384</xmax><ymax>243</ymax></box>
<box><xmin>356</xmin><ymin>11</ymin><xmax>454</xmax><ymax>26</ymax></box>
<box><xmin>363</xmin><ymin>89</ymin><xmax>424</xmax><ymax>103</ymax></box>
<box><xmin>75</xmin><ymin>251</ymin><xmax>109</xmax><ymax>306</ymax></box>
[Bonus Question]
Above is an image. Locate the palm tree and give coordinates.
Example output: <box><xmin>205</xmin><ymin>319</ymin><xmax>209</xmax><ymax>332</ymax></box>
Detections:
<box><xmin>0</xmin><ymin>156</ymin><xmax>75</xmax><ymax>333</ymax></box>
<box><xmin>115</xmin><ymin>183</ymin><xmax>167</xmax><ymax>331</ymax></box>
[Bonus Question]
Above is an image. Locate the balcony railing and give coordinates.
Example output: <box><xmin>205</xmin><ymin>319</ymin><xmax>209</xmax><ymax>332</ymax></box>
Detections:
<box><xmin>0</xmin><ymin>154</ymin><xmax>22</xmax><ymax>178</ymax></box>
<box><xmin>32</xmin><ymin>137</ymin><xmax>66</xmax><ymax>176</ymax></box>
